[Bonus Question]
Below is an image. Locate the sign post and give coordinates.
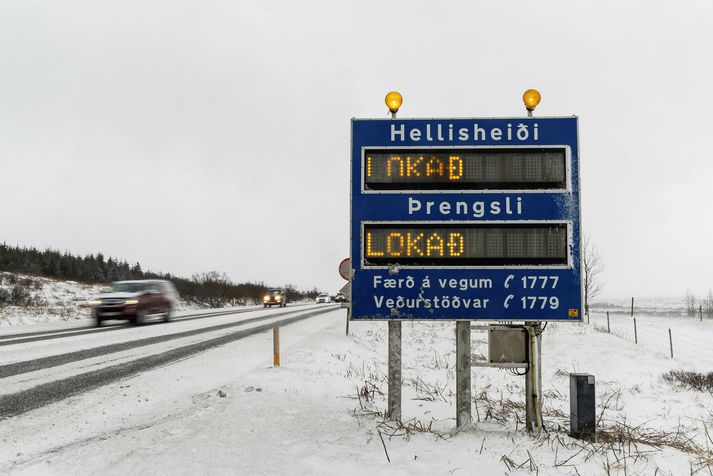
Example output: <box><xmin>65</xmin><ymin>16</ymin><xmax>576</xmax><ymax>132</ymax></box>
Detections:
<box><xmin>455</xmin><ymin>321</ymin><xmax>472</xmax><ymax>426</ymax></box>
<box><xmin>339</xmin><ymin>258</ymin><xmax>352</xmax><ymax>335</ymax></box>
<box><xmin>350</xmin><ymin>99</ymin><xmax>582</xmax><ymax>428</ymax></box>
<box><xmin>387</xmin><ymin>320</ymin><xmax>402</xmax><ymax>420</ymax></box>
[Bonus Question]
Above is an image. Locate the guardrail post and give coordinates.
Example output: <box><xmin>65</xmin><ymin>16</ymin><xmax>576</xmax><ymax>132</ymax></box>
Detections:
<box><xmin>633</xmin><ymin>318</ymin><xmax>638</xmax><ymax>344</ymax></box>
<box><xmin>668</xmin><ymin>329</ymin><xmax>673</xmax><ymax>358</ymax></box>
<box><xmin>606</xmin><ymin>311</ymin><xmax>610</xmax><ymax>333</ymax></box>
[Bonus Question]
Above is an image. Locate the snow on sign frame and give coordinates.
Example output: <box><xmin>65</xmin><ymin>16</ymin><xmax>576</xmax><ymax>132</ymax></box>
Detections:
<box><xmin>349</xmin><ymin>117</ymin><xmax>582</xmax><ymax>321</ymax></box>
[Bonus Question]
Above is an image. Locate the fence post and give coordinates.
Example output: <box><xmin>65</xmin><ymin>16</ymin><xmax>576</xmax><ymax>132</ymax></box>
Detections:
<box><xmin>668</xmin><ymin>329</ymin><xmax>673</xmax><ymax>358</ymax></box>
<box><xmin>700</xmin><ymin>305</ymin><xmax>703</xmax><ymax>322</ymax></box>
<box><xmin>606</xmin><ymin>311</ymin><xmax>610</xmax><ymax>333</ymax></box>
<box><xmin>633</xmin><ymin>318</ymin><xmax>638</xmax><ymax>344</ymax></box>
<box><xmin>631</xmin><ymin>297</ymin><xmax>634</xmax><ymax>317</ymax></box>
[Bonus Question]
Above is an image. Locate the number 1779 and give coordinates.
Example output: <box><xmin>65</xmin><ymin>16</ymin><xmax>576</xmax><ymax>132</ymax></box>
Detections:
<box><xmin>521</xmin><ymin>296</ymin><xmax>559</xmax><ymax>309</ymax></box>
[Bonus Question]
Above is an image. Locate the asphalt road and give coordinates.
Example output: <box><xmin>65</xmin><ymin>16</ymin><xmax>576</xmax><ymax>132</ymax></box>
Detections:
<box><xmin>0</xmin><ymin>304</ymin><xmax>339</xmax><ymax>420</ymax></box>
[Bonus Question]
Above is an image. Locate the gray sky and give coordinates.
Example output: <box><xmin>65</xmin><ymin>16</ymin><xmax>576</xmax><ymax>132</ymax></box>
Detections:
<box><xmin>1</xmin><ymin>1</ymin><xmax>712</xmax><ymax>299</ymax></box>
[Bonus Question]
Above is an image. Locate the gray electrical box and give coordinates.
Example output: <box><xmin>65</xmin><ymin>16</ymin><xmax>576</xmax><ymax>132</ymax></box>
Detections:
<box><xmin>488</xmin><ymin>328</ymin><xmax>527</xmax><ymax>364</ymax></box>
<box><xmin>570</xmin><ymin>373</ymin><xmax>596</xmax><ymax>441</ymax></box>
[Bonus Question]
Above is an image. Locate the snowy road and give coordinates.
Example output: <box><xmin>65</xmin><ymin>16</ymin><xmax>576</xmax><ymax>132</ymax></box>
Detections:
<box><xmin>0</xmin><ymin>303</ymin><xmax>339</xmax><ymax>420</ymax></box>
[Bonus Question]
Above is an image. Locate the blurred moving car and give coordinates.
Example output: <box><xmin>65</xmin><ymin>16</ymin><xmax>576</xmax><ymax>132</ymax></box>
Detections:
<box><xmin>334</xmin><ymin>292</ymin><xmax>346</xmax><ymax>303</ymax></box>
<box><xmin>263</xmin><ymin>288</ymin><xmax>287</xmax><ymax>308</ymax></box>
<box><xmin>89</xmin><ymin>280</ymin><xmax>179</xmax><ymax>326</ymax></box>
<box><xmin>316</xmin><ymin>293</ymin><xmax>331</xmax><ymax>304</ymax></box>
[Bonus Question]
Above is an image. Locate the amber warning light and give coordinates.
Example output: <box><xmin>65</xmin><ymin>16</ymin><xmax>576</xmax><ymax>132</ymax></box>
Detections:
<box><xmin>523</xmin><ymin>89</ymin><xmax>541</xmax><ymax>117</ymax></box>
<box><xmin>385</xmin><ymin>91</ymin><xmax>403</xmax><ymax>116</ymax></box>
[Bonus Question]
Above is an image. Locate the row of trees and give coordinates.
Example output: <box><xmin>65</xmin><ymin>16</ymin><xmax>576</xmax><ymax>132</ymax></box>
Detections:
<box><xmin>0</xmin><ymin>243</ymin><xmax>322</xmax><ymax>307</ymax></box>
<box><xmin>685</xmin><ymin>289</ymin><xmax>713</xmax><ymax>316</ymax></box>
<box><xmin>183</xmin><ymin>271</ymin><xmax>322</xmax><ymax>307</ymax></box>
<box><xmin>0</xmin><ymin>243</ymin><xmax>144</xmax><ymax>283</ymax></box>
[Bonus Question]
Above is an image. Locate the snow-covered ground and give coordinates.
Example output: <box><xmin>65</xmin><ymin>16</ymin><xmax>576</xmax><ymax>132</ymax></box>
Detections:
<box><xmin>0</xmin><ymin>273</ymin><xmax>105</xmax><ymax>326</ymax></box>
<box><xmin>2</xmin><ymin>300</ymin><xmax>712</xmax><ymax>475</ymax></box>
<box><xmin>0</xmin><ymin>273</ymin><xmax>203</xmax><ymax>327</ymax></box>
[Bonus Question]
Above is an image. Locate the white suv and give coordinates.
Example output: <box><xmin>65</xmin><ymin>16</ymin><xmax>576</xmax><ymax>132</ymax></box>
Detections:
<box><xmin>315</xmin><ymin>293</ymin><xmax>331</xmax><ymax>304</ymax></box>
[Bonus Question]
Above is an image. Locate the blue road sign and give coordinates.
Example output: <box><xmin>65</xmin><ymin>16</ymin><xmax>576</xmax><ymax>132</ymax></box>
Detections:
<box><xmin>350</xmin><ymin>117</ymin><xmax>582</xmax><ymax>321</ymax></box>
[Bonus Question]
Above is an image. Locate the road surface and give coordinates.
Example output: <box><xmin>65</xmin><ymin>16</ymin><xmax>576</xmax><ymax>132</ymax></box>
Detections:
<box><xmin>0</xmin><ymin>303</ymin><xmax>339</xmax><ymax>420</ymax></box>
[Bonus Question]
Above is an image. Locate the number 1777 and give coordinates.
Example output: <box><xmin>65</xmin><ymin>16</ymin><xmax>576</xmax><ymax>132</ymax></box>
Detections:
<box><xmin>522</xmin><ymin>276</ymin><xmax>559</xmax><ymax>289</ymax></box>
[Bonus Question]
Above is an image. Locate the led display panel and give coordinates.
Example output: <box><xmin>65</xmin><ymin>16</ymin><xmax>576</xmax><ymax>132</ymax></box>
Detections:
<box><xmin>363</xmin><ymin>223</ymin><xmax>568</xmax><ymax>266</ymax></box>
<box><xmin>364</xmin><ymin>148</ymin><xmax>566</xmax><ymax>190</ymax></box>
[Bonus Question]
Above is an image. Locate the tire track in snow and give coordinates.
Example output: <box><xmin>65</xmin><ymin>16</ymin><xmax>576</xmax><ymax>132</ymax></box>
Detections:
<box><xmin>0</xmin><ymin>306</ymin><xmax>338</xmax><ymax>419</ymax></box>
<box><xmin>0</xmin><ymin>305</ymin><xmax>309</xmax><ymax>345</ymax></box>
<box><xmin>0</xmin><ymin>305</ymin><xmax>328</xmax><ymax>378</ymax></box>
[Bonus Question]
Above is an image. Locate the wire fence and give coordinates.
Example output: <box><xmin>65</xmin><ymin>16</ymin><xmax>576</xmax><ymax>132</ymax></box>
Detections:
<box><xmin>589</xmin><ymin>309</ymin><xmax>713</xmax><ymax>370</ymax></box>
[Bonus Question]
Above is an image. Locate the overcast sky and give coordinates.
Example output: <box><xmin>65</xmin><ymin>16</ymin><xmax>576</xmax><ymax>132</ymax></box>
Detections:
<box><xmin>1</xmin><ymin>1</ymin><xmax>712</xmax><ymax>299</ymax></box>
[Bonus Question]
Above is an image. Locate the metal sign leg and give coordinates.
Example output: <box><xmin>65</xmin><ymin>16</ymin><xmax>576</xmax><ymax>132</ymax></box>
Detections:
<box><xmin>387</xmin><ymin>321</ymin><xmax>402</xmax><ymax>420</ymax></box>
<box><xmin>456</xmin><ymin>321</ymin><xmax>472</xmax><ymax>428</ymax></box>
<box><xmin>525</xmin><ymin>321</ymin><xmax>543</xmax><ymax>433</ymax></box>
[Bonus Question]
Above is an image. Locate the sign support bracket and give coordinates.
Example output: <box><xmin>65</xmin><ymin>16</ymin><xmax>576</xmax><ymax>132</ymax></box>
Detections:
<box><xmin>525</xmin><ymin>321</ymin><xmax>543</xmax><ymax>433</ymax></box>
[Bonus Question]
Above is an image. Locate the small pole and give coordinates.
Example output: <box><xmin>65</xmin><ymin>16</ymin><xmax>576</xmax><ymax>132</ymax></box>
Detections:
<box><xmin>606</xmin><ymin>311</ymin><xmax>610</xmax><ymax>333</ymax></box>
<box><xmin>669</xmin><ymin>329</ymin><xmax>673</xmax><ymax>358</ymax></box>
<box><xmin>273</xmin><ymin>326</ymin><xmax>280</xmax><ymax>367</ymax></box>
<box><xmin>631</xmin><ymin>297</ymin><xmax>634</xmax><ymax>317</ymax></box>
<box><xmin>387</xmin><ymin>321</ymin><xmax>402</xmax><ymax>421</ymax></box>
<box><xmin>345</xmin><ymin>309</ymin><xmax>350</xmax><ymax>336</ymax></box>
<box><xmin>700</xmin><ymin>305</ymin><xmax>703</xmax><ymax>322</ymax></box>
<box><xmin>525</xmin><ymin>322</ymin><xmax>543</xmax><ymax>434</ymax></box>
<box><xmin>456</xmin><ymin>321</ymin><xmax>472</xmax><ymax>428</ymax></box>
<box><xmin>633</xmin><ymin>318</ymin><xmax>638</xmax><ymax>344</ymax></box>
<box><xmin>536</xmin><ymin>322</ymin><xmax>543</xmax><ymax>429</ymax></box>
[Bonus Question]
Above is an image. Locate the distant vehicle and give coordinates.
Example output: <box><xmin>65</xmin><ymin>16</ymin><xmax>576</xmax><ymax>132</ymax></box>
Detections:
<box><xmin>334</xmin><ymin>292</ymin><xmax>346</xmax><ymax>303</ymax></box>
<box><xmin>316</xmin><ymin>293</ymin><xmax>331</xmax><ymax>304</ymax></box>
<box><xmin>263</xmin><ymin>288</ymin><xmax>287</xmax><ymax>308</ymax></box>
<box><xmin>89</xmin><ymin>280</ymin><xmax>179</xmax><ymax>326</ymax></box>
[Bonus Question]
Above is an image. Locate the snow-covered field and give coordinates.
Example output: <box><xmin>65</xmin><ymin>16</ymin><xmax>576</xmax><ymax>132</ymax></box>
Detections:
<box><xmin>0</xmin><ymin>273</ymin><xmax>105</xmax><ymax>326</ymax></box>
<box><xmin>593</xmin><ymin>296</ymin><xmax>698</xmax><ymax>317</ymax></box>
<box><xmin>0</xmin><ymin>273</ymin><xmax>202</xmax><ymax>327</ymax></box>
<box><xmin>2</xmin><ymin>299</ymin><xmax>712</xmax><ymax>475</ymax></box>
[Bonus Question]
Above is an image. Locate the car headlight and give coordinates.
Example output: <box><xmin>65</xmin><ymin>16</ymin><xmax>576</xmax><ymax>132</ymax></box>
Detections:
<box><xmin>125</xmin><ymin>299</ymin><xmax>139</xmax><ymax>305</ymax></box>
<box><xmin>87</xmin><ymin>300</ymin><xmax>102</xmax><ymax>306</ymax></box>
<box><xmin>263</xmin><ymin>296</ymin><xmax>269</xmax><ymax>301</ymax></box>
<box><xmin>276</xmin><ymin>296</ymin><xmax>282</xmax><ymax>301</ymax></box>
